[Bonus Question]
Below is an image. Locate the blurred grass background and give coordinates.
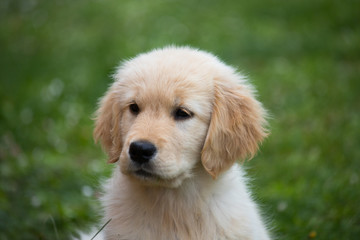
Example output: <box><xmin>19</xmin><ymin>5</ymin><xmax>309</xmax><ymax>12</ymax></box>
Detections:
<box><xmin>1</xmin><ymin>0</ymin><xmax>359</xmax><ymax>239</ymax></box>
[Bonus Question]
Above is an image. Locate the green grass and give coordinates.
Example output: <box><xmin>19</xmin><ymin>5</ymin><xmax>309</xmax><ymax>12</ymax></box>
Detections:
<box><xmin>1</xmin><ymin>0</ymin><xmax>359</xmax><ymax>239</ymax></box>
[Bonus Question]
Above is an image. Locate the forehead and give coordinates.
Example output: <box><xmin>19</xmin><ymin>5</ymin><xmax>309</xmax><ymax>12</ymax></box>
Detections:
<box><xmin>115</xmin><ymin>49</ymin><xmax>216</xmax><ymax>112</ymax></box>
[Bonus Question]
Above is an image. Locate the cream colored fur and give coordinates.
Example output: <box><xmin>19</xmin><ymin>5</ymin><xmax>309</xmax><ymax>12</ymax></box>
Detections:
<box><xmin>94</xmin><ymin>46</ymin><xmax>270</xmax><ymax>239</ymax></box>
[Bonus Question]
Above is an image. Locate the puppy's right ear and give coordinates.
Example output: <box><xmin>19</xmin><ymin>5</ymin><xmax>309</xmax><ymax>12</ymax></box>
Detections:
<box><xmin>94</xmin><ymin>88</ymin><xmax>123</xmax><ymax>163</ymax></box>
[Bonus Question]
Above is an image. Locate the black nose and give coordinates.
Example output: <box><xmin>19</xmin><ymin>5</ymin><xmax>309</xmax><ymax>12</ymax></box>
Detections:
<box><xmin>129</xmin><ymin>141</ymin><xmax>157</xmax><ymax>164</ymax></box>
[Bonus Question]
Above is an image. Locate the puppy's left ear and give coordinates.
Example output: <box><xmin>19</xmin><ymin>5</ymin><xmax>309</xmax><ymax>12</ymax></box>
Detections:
<box><xmin>94</xmin><ymin>87</ymin><xmax>123</xmax><ymax>163</ymax></box>
<box><xmin>201</xmin><ymin>75</ymin><xmax>268</xmax><ymax>178</ymax></box>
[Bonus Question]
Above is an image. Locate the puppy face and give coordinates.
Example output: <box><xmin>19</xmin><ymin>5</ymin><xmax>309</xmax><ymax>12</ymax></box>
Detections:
<box><xmin>94</xmin><ymin>47</ymin><xmax>268</xmax><ymax>187</ymax></box>
<box><xmin>116</xmin><ymin>58</ymin><xmax>214</xmax><ymax>187</ymax></box>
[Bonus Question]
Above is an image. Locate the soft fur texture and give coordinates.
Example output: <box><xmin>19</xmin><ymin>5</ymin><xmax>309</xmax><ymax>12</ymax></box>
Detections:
<box><xmin>94</xmin><ymin>46</ymin><xmax>270</xmax><ymax>240</ymax></box>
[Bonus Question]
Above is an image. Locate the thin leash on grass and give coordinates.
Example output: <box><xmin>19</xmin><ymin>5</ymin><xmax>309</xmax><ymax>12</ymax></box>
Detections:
<box><xmin>91</xmin><ymin>218</ymin><xmax>112</xmax><ymax>240</ymax></box>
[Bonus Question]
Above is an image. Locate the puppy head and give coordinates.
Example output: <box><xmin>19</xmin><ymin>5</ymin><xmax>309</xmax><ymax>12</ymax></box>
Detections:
<box><xmin>94</xmin><ymin>46</ymin><xmax>268</xmax><ymax>187</ymax></box>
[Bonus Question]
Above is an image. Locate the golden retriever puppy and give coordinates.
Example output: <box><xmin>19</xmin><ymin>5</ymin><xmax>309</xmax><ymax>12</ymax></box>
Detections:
<box><xmin>94</xmin><ymin>46</ymin><xmax>270</xmax><ymax>240</ymax></box>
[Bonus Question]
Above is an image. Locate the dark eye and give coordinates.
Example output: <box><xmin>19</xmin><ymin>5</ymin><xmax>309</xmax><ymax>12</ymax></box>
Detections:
<box><xmin>174</xmin><ymin>107</ymin><xmax>193</xmax><ymax>120</ymax></box>
<box><xmin>129</xmin><ymin>103</ymin><xmax>140</xmax><ymax>115</ymax></box>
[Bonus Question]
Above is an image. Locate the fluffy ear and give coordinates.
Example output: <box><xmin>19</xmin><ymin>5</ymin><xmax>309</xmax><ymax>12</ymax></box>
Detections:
<box><xmin>201</xmin><ymin>77</ymin><xmax>268</xmax><ymax>178</ymax></box>
<box><xmin>93</xmin><ymin>88</ymin><xmax>123</xmax><ymax>163</ymax></box>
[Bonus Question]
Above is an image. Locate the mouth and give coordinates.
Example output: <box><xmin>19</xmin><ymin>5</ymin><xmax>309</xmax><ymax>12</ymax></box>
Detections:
<box><xmin>128</xmin><ymin>167</ymin><xmax>188</xmax><ymax>188</ymax></box>
<box><xmin>134</xmin><ymin>169</ymin><xmax>155</xmax><ymax>178</ymax></box>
